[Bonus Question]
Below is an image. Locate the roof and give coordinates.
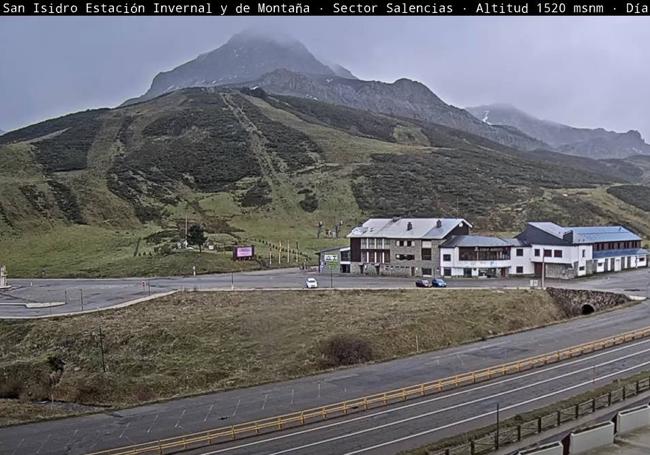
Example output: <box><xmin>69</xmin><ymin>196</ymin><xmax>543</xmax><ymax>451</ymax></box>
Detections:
<box><xmin>347</xmin><ymin>218</ymin><xmax>471</xmax><ymax>240</ymax></box>
<box><xmin>528</xmin><ymin>222</ymin><xmax>569</xmax><ymax>239</ymax></box>
<box><xmin>315</xmin><ymin>246</ymin><xmax>350</xmax><ymax>256</ymax></box>
<box><xmin>593</xmin><ymin>248</ymin><xmax>648</xmax><ymax>260</ymax></box>
<box><xmin>440</xmin><ymin>235</ymin><xmax>526</xmax><ymax>248</ymax></box>
<box><xmin>524</xmin><ymin>222</ymin><xmax>640</xmax><ymax>245</ymax></box>
<box><xmin>570</xmin><ymin>226</ymin><xmax>641</xmax><ymax>244</ymax></box>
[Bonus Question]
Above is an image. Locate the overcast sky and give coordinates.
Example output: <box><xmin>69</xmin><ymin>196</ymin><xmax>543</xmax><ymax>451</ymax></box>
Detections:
<box><xmin>1</xmin><ymin>17</ymin><xmax>649</xmax><ymax>138</ymax></box>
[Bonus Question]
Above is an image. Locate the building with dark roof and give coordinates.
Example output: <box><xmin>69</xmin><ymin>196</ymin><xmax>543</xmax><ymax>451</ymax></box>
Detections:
<box><xmin>347</xmin><ymin>217</ymin><xmax>471</xmax><ymax>277</ymax></box>
<box><xmin>516</xmin><ymin>222</ymin><xmax>647</xmax><ymax>278</ymax></box>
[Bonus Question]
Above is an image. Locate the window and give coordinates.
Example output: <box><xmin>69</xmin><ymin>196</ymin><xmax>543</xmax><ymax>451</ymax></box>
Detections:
<box><xmin>516</xmin><ymin>266</ymin><xmax>524</xmax><ymax>274</ymax></box>
<box><xmin>582</xmin><ymin>250</ymin><xmax>586</xmax><ymax>258</ymax></box>
<box><xmin>395</xmin><ymin>254</ymin><xmax>415</xmax><ymax>261</ymax></box>
<box><xmin>443</xmin><ymin>268</ymin><xmax>452</xmax><ymax>276</ymax></box>
<box><xmin>396</xmin><ymin>240</ymin><xmax>413</xmax><ymax>247</ymax></box>
<box><xmin>579</xmin><ymin>266</ymin><xmax>585</xmax><ymax>271</ymax></box>
<box><xmin>553</xmin><ymin>250</ymin><xmax>562</xmax><ymax>258</ymax></box>
<box><xmin>443</xmin><ymin>254</ymin><xmax>452</xmax><ymax>262</ymax></box>
<box><xmin>544</xmin><ymin>249</ymin><xmax>552</xmax><ymax>258</ymax></box>
<box><xmin>463</xmin><ymin>268</ymin><xmax>472</xmax><ymax>277</ymax></box>
<box><xmin>516</xmin><ymin>249</ymin><xmax>524</xmax><ymax>257</ymax></box>
<box><xmin>422</xmin><ymin>268</ymin><xmax>432</xmax><ymax>276</ymax></box>
<box><xmin>534</xmin><ymin>249</ymin><xmax>540</xmax><ymax>257</ymax></box>
<box><xmin>421</xmin><ymin>248</ymin><xmax>432</xmax><ymax>261</ymax></box>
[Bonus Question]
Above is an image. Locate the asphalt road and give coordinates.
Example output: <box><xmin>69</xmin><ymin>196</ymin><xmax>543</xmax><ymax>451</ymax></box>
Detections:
<box><xmin>1</xmin><ymin>268</ymin><xmax>649</xmax><ymax>318</ymax></box>
<box><xmin>2</xmin><ymin>299</ymin><xmax>650</xmax><ymax>455</ymax></box>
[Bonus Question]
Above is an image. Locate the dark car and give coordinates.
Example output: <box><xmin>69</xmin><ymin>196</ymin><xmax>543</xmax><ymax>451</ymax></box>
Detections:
<box><xmin>415</xmin><ymin>279</ymin><xmax>431</xmax><ymax>288</ymax></box>
<box><xmin>431</xmin><ymin>278</ymin><xmax>447</xmax><ymax>288</ymax></box>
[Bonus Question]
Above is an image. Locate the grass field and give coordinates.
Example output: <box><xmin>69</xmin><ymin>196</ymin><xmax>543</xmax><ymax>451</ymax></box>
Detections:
<box><xmin>0</xmin><ymin>289</ymin><xmax>568</xmax><ymax>425</ymax></box>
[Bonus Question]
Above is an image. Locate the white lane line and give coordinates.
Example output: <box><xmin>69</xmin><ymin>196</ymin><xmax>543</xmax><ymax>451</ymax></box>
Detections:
<box><xmin>200</xmin><ymin>339</ymin><xmax>650</xmax><ymax>455</ymax></box>
<box><xmin>35</xmin><ymin>434</ymin><xmax>50</xmax><ymax>454</ymax></box>
<box><xmin>119</xmin><ymin>422</ymin><xmax>130</xmax><ymax>439</ymax></box>
<box><xmin>262</xmin><ymin>394</ymin><xmax>269</xmax><ymax>411</ymax></box>
<box><xmin>291</xmin><ymin>389</ymin><xmax>295</xmax><ymax>406</ymax></box>
<box><xmin>263</xmin><ymin>352</ymin><xmax>650</xmax><ymax>455</ymax></box>
<box><xmin>205</xmin><ymin>404</ymin><xmax>215</xmax><ymax>422</ymax></box>
<box><xmin>175</xmin><ymin>409</ymin><xmax>186</xmax><ymax>428</ymax></box>
<box><xmin>317</xmin><ymin>383</ymin><xmax>321</xmax><ymax>399</ymax></box>
<box><xmin>10</xmin><ymin>438</ymin><xmax>24</xmax><ymax>455</ymax></box>
<box><xmin>343</xmin><ymin>359</ymin><xmax>650</xmax><ymax>454</ymax></box>
<box><xmin>232</xmin><ymin>399</ymin><xmax>241</xmax><ymax>417</ymax></box>
<box><xmin>146</xmin><ymin>414</ymin><xmax>159</xmax><ymax>434</ymax></box>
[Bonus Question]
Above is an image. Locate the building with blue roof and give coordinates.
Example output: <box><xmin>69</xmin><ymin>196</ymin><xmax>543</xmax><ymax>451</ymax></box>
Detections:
<box><xmin>516</xmin><ymin>222</ymin><xmax>647</xmax><ymax>279</ymax></box>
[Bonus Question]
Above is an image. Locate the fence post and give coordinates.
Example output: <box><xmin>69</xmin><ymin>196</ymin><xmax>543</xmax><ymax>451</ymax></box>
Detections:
<box><xmin>470</xmin><ymin>440</ymin><xmax>476</xmax><ymax>455</ymax></box>
<box><xmin>557</xmin><ymin>410</ymin><xmax>561</xmax><ymax>426</ymax></box>
<box><xmin>517</xmin><ymin>424</ymin><xmax>522</xmax><ymax>441</ymax></box>
<box><xmin>575</xmin><ymin>403</ymin><xmax>580</xmax><ymax>419</ymax></box>
<box><xmin>537</xmin><ymin>416</ymin><xmax>542</xmax><ymax>433</ymax></box>
<box><xmin>592</xmin><ymin>398</ymin><xmax>596</xmax><ymax>413</ymax></box>
<box><xmin>608</xmin><ymin>391</ymin><xmax>612</xmax><ymax>406</ymax></box>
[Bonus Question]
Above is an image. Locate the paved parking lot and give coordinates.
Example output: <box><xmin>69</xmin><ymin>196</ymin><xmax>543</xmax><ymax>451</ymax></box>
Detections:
<box><xmin>0</xmin><ymin>267</ymin><xmax>648</xmax><ymax>318</ymax></box>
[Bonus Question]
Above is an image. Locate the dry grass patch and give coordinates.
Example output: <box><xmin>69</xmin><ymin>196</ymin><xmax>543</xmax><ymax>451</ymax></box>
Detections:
<box><xmin>1</xmin><ymin>289</ymin><xmax>565</xmax><ymax>425</ymax></box>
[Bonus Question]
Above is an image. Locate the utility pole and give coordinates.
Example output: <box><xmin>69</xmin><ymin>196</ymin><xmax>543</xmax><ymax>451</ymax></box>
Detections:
<box><xmin>541</xmin><ymin>252</ymin><xmax>546</xmax><ymax>289</ymax></box>
<box><xmin>495</xmin><ymin>402</ymin><xmax>500</xmax><ymax>449</ymax></box>
<box><xmin>278</xmin><ymin>241</ymin><xmax>282</xmax><ymax>264</ymax></box>
<box><xmin>231</xmin><ymin>271</ymin><xmax>234</xmax><ymax>290</ymax></box>
<box><xmin>80</xmin><ymin>289</ymin><xmax>84</xmax><ymax>312</ymax></box>
<box><xmin>98</xmin><ymin>326</ymin><xmax>106</xmax><ymax>373</ymax></box>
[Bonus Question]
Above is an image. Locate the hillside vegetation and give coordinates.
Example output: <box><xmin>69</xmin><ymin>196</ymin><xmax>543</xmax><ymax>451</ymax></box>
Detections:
<box><xmin>0</xmin><ymin>87</ymin><xmax>646</xmax><ymax>276</ymax></box>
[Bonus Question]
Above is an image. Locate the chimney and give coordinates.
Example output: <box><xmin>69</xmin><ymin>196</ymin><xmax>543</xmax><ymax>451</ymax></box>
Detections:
<box><xmin>407</xmin><ymin>222</ymin><xmax>413</xmax><ymax>231</ymax></box>
<box><xmin>436</xmin><ymin>220</ymin><xmax>442</xmax><ymax>228</ymax></box>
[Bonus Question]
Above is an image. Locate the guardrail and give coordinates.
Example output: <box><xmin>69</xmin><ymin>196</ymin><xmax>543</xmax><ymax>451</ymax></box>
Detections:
<box><xmin>88</xmin><ymin>324</ymin><xmax>650</xmax><ymax>455</ymax></box>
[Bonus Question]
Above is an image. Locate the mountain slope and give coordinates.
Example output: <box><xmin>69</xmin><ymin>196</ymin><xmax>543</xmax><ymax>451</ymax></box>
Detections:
<box><xmin>125</xmin><ymin>31</ymin><xmax>546</xmax><ymax>152</ymax></box>
<box><xmin>467</xmin><ymin>103</ymin><xmax>650</xmax><ymax>159</ymax></box>
<box><xmin>240</xmin><ymin>70</ymin><xmax>547</xmax><ymax>151</ymax></box>
<box><xmin>0</xmin><ymin>86</ymin><xmax>636</xmax><ymax>239</ymax></box>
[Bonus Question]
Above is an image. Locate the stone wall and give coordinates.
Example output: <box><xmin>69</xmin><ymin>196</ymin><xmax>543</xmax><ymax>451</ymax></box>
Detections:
<box><xmin>546</xmin><ymin>287</ymin><xmax>631</xmax><ymax>317</ymax></box>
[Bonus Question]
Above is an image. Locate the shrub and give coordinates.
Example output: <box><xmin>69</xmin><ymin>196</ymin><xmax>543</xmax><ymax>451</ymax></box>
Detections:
<box><xmin>319</xmin><ymin>334</ymin><xmax>373</xmax><ymax>367</ymax></box>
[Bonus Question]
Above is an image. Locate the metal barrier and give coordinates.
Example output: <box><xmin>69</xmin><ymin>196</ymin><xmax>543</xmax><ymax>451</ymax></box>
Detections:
<box><xmin>88</xmin><ymin>324</ymin><xmax>650</xmax><ymax>455</ymax></box>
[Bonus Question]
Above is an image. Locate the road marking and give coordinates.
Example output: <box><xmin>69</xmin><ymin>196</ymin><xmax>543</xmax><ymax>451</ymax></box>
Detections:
<box><xmin>264</xmin><ymin>354</ymin><xmax>650</xmax><ymax>455</ymax></box>
<box><xmin>232</xmin><ymin>399</ymin><xmax>241</xmax><ymax>417</ymax></box>
<box><xmin>35</xmin><ymin>434</ymin><xmax>50</xmax><ymax>454</ymax></box>
<box><xmin>262</xmin><ymin>394</ymin><xmax>269</xmax><ymax>410</ymax></box>
<box><xmin>146</xmin><ymin>414</ymin><xmax>158</xmax><ymax>433</ymax></box>
<box><xmin>205</xmin><ymin>403</ymin><xmax>215</xmax><ymax>422</ymax></box>
<box><xmin>10</xmin><ymin>438</ymin><xmax>24</xmax><ymax>455</ymax></box>
<box><xmin>174</xmin><ymin>410</ymin><xmax>186</xmax><ymax>428</ymax></box>
<box><xmin>200</xmin><ymin>340</ymin><xmax>650</xmax><ymax>455</ymax></box>
<box><xmin>343</xmin><ymin>359</ymin><xmax>650</xmax><ymax>454</ymax></box>
<box><xmin>119</xmin><ymin>423</ymin><xmax>130</xmax><ymax>439</ymax></box>
<box><xmin>317</xmin><ymin>382</ymin><xmax>321</xmax><ymax>398</ymax></box>
<box><xmin>291</xmin><ymin>389</ymin><xmax>295</xmax><ymax>406</ymax></box>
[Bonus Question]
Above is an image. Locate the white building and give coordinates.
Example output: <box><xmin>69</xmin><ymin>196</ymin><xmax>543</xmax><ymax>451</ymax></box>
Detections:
<box><xmin>439</xmin><ymin>236</ymin><xmax>534</xmax><ymax>278</ymax></box>
<box><xmin>438</xmin><ymin>223</ymin><xmax>647</xmax><ymax>280</ymax></box>
<box><xmin>516</xmin><ymin>222</ymin><xmax>647</xmax><ymax>279</ymax></box>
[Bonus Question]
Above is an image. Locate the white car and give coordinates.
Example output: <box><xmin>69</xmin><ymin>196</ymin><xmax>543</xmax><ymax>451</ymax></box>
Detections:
<box><xmin>305</xmin><ymin>278</ymin><xmax>319</xmax><ymax>289</ymax></box>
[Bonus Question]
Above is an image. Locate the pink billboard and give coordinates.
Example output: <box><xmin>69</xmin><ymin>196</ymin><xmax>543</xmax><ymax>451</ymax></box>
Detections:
<box><xmin>233</xmin><ymin>245</ymin><xmax>255</xmax><ymax>260</ymax></box>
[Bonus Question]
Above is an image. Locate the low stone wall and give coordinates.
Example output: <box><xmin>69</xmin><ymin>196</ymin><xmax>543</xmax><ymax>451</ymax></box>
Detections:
<box><xmin>546</xmin><ymin>288</ymin><xmax>631</xmax><ymax>317</ymax></box>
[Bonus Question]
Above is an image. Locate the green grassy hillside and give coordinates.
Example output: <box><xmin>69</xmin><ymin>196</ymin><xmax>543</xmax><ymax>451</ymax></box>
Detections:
<box><xmin>0</xmin><ymin>87</ymin><xmax>645</xmax><ymax>277</ymax></box>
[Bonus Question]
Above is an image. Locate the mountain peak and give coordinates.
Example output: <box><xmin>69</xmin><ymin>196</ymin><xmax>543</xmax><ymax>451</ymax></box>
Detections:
<box><xmin>124</xmin><ymin>30</ymin><xmax>343</xmax><ymax>105</ymax></box>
